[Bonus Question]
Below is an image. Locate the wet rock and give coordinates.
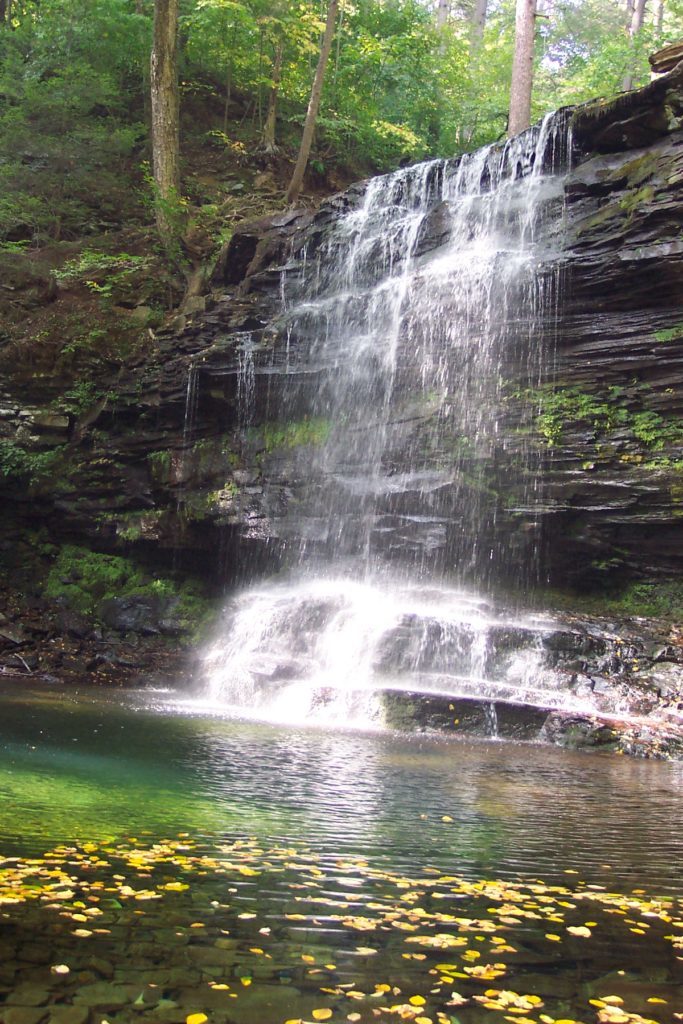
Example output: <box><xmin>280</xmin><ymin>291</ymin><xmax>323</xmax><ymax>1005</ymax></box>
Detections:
<box><xmin>0</xmin><ymin>625</ymin><xmax>25</xmax><ymax>645</ymax></box>
<box><xmin>99</xmin><ymin>595</ymin><xmax>181</xmax><ymax>636</ymax></box>
<box><xmin>542</xmin><ymin>713</ymin><xmax>621</xmax><ymax>750</ymax></box>
<box><xmin>83</xmin><ymin>956</ymin><xmax>115</xmax><ymax>979</ymax></box>
<box><xmin>72</xmin><ymin>981</ymin><xmax>131</xmax><ymax>1010</ymax></box>
<box><xmin>17</xmin><ymin>944</ymin><xmax>52</xmax><ymax>965</ymax></box>
<box><xmin>508</xmin><ymin>972</ymin><xmax>577</xmax><ymax>998</ymax></box>
<box><xmin>186</xmin><ymin>945</ymin><xmax>237</xmax><ymax>968</ymax></box>
<box><xmin>5</xmin><ymin>985</ymin><xmax>51</xmax><ymax>1006</ymax></box>
<box><xmin>55</xmin><ymin>607</ymin><xmax>95</xmax><ymax>640</ymax></box>
<box><xmin>636</xmin><ymin>660</ymin><xmax>683</xmax><ymax>699</ymax></box>
<box><xmin>2</xmin><ymin>1009</ymin><xmax>49</xmax><ymax>1024</ymax></box>
<box><xmin>47</xmin><ymin>1008</ymin><xmax>90</xmax><ymax>1024</ymax></box>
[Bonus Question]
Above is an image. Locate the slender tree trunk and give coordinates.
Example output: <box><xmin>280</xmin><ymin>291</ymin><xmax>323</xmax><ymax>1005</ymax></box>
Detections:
<box><xmin>285</xmin><ymin>0</ymin><xmax>338</xmax><ymax>205</ymax></box>
<box><xmin>151</xmin><ymin>0</ymin><xmax>181</xmax><ymax>248</ymax></box>
<box><xmin>470</xmin><ymin>0</ymin><xmax>488</xmax><ymax>53</ymax></box>
<box><xmin>435</xmin><ymin>0</ymin><xmax>450</xmax><ymax>30</ymax></box>
<box><xmin>0</xmin><ymin>0</ymin><xmax>11</xmax><ymax>24</ymax></box>
<box><xmin>135</xmin><ymin>0</ymin><xmax>152</xmax><ymax>130</ymax></box>
<box><xmin>223</xmin><ymin>64</ymin><xmax>232</xmax><ymax>134</ymax></box>
<box><xmin>629</xmin><ymin>0</ymin><xmax>648</xmax><ymax>35</ymax></box>
<box><xmin>508</xmin><ymin>0</ymin><xmax>537</xmax><ymax>137</ymax></box>
<box><xmin>262</xmin><ymin>41</ymin><xmax>284</xmax><ymax>154</ymax></box>
<box><xmin>622</xmin><ymin>0</ymin><xmax>647</xmax><ymax>89</ymax></box>
<box><xmin>652</xmin><ymin>0</ymin><xmax>664</xmax><ymax>38</ymax></box>
<box><xmin>332</xmin><ymin>3</ymin><xmax>345</xmax><ymax>105</ymax></box>
<box><xmin>257</xmin><ymin>27</ymin><xmax>264</xmax><ymax>130</ymax></box>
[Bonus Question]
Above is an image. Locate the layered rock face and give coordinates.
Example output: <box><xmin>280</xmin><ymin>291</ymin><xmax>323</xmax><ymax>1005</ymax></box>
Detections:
<box><xmin>1</xmin><ymin>72</ymin><xmax>683</xmax><ymax>686</ymax></box>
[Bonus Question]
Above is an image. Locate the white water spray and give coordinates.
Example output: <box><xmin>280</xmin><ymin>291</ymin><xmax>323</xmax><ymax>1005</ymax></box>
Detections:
<box><xmin>202</xmin><ymin>116</ymin><xmax>582</xmax><ymax>728</ymax></box>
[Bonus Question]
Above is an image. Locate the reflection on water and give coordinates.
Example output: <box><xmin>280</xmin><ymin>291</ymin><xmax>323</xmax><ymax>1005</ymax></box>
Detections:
<box><xmin>1</xmin><ymin>682</ymin><xmax>682</xmax><ymax>1024</ymax></box>
<box><xmin>1</xmin><ymin>682</ymin><xmax>682</xmax><ymax>894</ymax></box>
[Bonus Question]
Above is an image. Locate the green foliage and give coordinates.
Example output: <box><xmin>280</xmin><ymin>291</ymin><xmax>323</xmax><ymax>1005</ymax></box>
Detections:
<box><xmin>520</xmin><ymin>385</ymin><xmax>683</xmax><ymax>453</ymax></box>
<box><xmin>615</xmin><ymin>580</ymin><xmax>683</xmax><ymax>618</ymax></box>
<box><xmin>148</xmin><ymin>450</ymin><xmax>173</xmax><ymax>482</ymax></box>
<box><xmin>0</xmin><ymin>0</ymin><xmax>681</xmax><ymax>249</ymax></box>
<box><xmin>55</xmin><ymin>250</ymin><xmax>150</xmax><ymax>286</ymax></box>
<box><xmin>55</xmin><ymin>381</ymin><xmax>111</xmax><ymax>417</ymax></box>
<box><xmin>0</xmin><ymin>440</ymin><xmax>63</xmax><ymax>483</ymax></box>
<box><xmin>0</xmin><ymin>0</ymin><xmax>146</xmax><ymax>244</ymax></box>
<box><xmin>45</xmin><ymin>545</ymin><xmax>146</xmax><ymax>614</ymax></box>
<box><xmin>545</xmin><ymin>577</ymin><xmax>683</xmax><ymax>620</ymax></box>
<box><xmin>44</xmin><ymin>543</ymin><xmax>211</xmax><ymax>629</ymax></box>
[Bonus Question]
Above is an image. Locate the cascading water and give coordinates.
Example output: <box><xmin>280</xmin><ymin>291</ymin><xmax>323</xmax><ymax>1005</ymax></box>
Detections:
<box><xmin>201</xmin><ymin>114</ymin><xmax>590</xmax><ymax>729</ymax></box>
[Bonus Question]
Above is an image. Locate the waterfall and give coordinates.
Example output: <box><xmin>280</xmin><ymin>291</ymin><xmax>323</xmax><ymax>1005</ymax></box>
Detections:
<box><xmin>201</xmin><ymin>114</ymin><xmax>582</xmax><ymax>728</ymax></box>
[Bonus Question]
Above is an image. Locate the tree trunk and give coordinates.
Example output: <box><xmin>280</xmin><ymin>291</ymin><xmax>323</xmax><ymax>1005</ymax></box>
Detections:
<box><xmin>285</xmin><ymin>0</ymin><xmax>339</xmax><ymax>205</ymax></box>
<box><xmin>508</xmin><ymin>0</ymin><xmax>537</xmax><ymax>137</ymax></box>
<box><xmin>652</xmin><ymin>0</ymin><xmax>664</xmax><ymax>39</ymax></box>
<box><xmin>470</xmin><ymin>0</ymin><xmax>488</xmax><ymax>53</ymax></box>
<box><xmin>150</xmin><ymin>0</ymin><xmax>181</xmax><ymax>249</ymax></box>
<box><xmin>223</xmin><ymin>63</ymin><xmax>232</xmax><ymax>134</ymax></box>
<box><xmin>435</xmin><ymin>0</ymin><xmax>450</xmax><ymax>30</ymax></box>
<box><xmin>262</xmin><ymin>41</ymin><xmax>284</xmax><ymax>154</ymax></box>
<box><xmin>629</xmin><ymin>0</ymin><xmax>648</xmax><ymax>35</ymax></box>
<box><xmin>135</xmin><ymin>0</ymin><xmax>151</xmax><ymax>130</ymax></box>
<box><xmin>622</xmin><ymin>0</ymin><xmax>647</xmax><ymax>90</ymax></box>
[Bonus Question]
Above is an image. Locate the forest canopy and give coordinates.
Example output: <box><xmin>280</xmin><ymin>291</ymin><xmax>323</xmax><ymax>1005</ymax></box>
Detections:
<box><xmin>0</xmin><ymin>0</ymin><xmax>681</xmax><ymax>248</ymax></box>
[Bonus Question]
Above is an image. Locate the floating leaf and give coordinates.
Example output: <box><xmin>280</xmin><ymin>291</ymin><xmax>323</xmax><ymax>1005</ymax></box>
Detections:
<box><xmin>312</xmin><ymin>1011</ymin><xmax>333</xmax><ymax>1021</ymax></box>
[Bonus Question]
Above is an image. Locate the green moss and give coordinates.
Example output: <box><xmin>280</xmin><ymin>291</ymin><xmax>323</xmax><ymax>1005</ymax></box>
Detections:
<box><xmin>43</xmin><ymin>544</ymin><xmax>212</xmax><ymax>634</ymax></box>
<box><xmin>619</xmin><ymin>152</ymin><xmax>658</xmax><ymax>188</ymax></box>
<box><xmin>653</xmin><ymin>322</ymin><xmax>683</xmax><ymax>344</ymax></box>
<box><xmin>575</xmin><ymin>203</ymin><xmax>624</xmax><ymax>236</ymax></box>
<box><xmin>534</xmin><ymin>578</ymin><xmax>683</xmax><ymax>621</ymax></box>
<box><xmin>257</xmin><ymin>418</ymin><xmax>331</xmax><ymax>452</ymax></box>
<box><xmin>618</xmin><ymin>185</ymin><xmax>654</xmax><ymax>215</ymax></box>
<box><xmin>516</xmin><ymin>384</ymin><xmax>683</xmax><ymax>453</ymax></box>
<box><xmin>44</xmin><ymin>545</ymin><xmax>146</xmax><ymax>614</ymax></box>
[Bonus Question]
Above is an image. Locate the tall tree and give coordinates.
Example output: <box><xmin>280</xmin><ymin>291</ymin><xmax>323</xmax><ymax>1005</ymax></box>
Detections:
<box><xmin>508</xmin><ymin>0</ymin><xmax>537</xmax><ymax>136</ymax></box>
<box><xmin>262</xmin><ymin>39</ymin><xmax>284</xmax><ymax>154</ymax></box>
<box><xmin>0</xmin><ymin>1</ymin><xmax>11</xmax><ymax>24</ymax></box>
<box><xmin>285</xmin><ymin>0</ymin><xmax>339</xmax><ymax>205</ymax></box>
<box><xmin>622</xmin><ymin>0</ymin><xmax>648</xmax><ymax>89</ymax></box>
<box><xmin>150</xmin><ymin>0</ymin><xmax>180</xmax><ymax>248</ymax></box>
<box><xmin>470</xmin><ymin>0</ymin><xmax>489</xmax><ymax>53</ymax></box>
<box><xmin>435</xmin><ymin>0</ymin><xmax>450</xmax><ymax>30</ymax></box>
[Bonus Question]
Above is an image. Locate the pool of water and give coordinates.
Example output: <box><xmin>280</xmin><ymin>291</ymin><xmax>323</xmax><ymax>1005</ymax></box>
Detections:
<box><xmin>0</xmin><ymin>680</ymin><xmax>681</xmax><ymax>1023</ymax></box>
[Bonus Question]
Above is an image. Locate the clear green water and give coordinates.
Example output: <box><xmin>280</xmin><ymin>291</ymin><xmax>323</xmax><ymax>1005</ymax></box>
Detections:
<box><xmin>0</xmin><ymin>681</ymin><xmax>681</xmax><ymax>1024</ymax></box>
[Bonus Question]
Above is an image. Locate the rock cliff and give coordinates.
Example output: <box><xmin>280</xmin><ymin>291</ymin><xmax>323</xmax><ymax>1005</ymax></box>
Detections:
<box><xmin>1</xmin><ymin>68</ymin><xmax>683</xmax><ymax>752</ymax></box>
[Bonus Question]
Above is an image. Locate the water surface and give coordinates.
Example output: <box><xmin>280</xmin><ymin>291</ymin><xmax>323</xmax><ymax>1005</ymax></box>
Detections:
<box><xmin>1</xmin><ymin>682</ymin><xmax>681</xmax><ymax>1023</ymax></box>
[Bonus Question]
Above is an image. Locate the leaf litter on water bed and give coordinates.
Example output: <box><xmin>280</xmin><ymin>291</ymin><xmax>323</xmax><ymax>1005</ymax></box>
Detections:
<box><xmin>0</xmin><ymin>835</ymin><xmax>680</xmax><ymax>1024</ymax></box>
